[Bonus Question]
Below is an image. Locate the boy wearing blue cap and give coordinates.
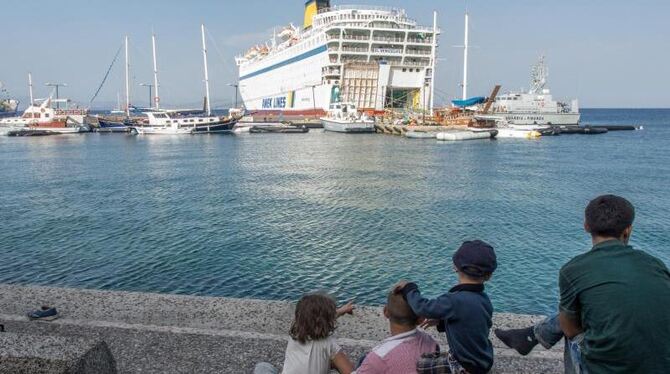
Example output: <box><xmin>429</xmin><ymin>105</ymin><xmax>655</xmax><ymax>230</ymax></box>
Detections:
<box><xmin>395</xmin><ymin>240</ymin><xmax>497</xmax><ymax>374</ymax></box>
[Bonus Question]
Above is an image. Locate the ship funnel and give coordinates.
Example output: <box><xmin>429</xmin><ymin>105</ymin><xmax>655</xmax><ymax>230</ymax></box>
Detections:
<box><xmin>304</xmin><ymin>0</ymin><xmax>330</xmax><ymax>29</ymax></box>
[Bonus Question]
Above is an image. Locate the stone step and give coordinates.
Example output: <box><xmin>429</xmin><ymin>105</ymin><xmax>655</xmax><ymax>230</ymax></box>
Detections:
<box><xmin>0</xmin><ymin>332</ymin><xmax>116</xmax><ymax>374</ymax></box>
<box><xmin>0</xmin><ymin>284</ymin><xmax>564</xmax><ymax>373</ymax></box>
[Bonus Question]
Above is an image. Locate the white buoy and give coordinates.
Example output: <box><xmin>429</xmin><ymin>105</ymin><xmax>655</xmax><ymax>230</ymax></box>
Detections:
<box><xmin>436</xmin><ymin>131</ymin><xmax>491</xmax><ymax>141</ymax></box>
<box><xmin>406</xmin><ymin>130</ymin><xmax>436</xmax><ymax>139</ymax></box>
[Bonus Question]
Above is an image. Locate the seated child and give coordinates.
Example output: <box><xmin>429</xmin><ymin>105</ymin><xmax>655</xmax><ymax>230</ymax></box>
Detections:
<box><xmin>355</xmin><ymin>289</ymin><xmax>439</xmax><ymax>374</ymax></box>
<box><xmin>396</xmin><ymin>240</ymin><xmax>497</xmax><ymax>374</ymax></box>
<box><xmin>254</xmin><ymin>292</ymin><xmax>355</xmax><ymax>374</ymax></box>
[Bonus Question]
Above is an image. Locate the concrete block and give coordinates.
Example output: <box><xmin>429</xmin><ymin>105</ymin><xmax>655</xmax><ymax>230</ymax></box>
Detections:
<box><xmin>0</xmin><ymin>332</ymin><xmax>116</xmax><ymax>374</ymax></box>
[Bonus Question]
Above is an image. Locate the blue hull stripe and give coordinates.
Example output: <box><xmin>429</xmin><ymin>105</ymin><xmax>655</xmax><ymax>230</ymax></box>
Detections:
<box><xmin>239</xmin><ymin>45</ymin><xmax>328</xmax><ymax>81</ymax></box>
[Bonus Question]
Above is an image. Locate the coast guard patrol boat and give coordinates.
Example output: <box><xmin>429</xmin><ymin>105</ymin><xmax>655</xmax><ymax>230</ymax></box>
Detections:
<box><xmin>236</xmin><ymin>1</ymin><xmax>440</xmax><ymax>117</ymax></box>
<box><xmin>492</xmin><ymin>56</ymin><xmax>581</xmax><ymax>126</ymax></box>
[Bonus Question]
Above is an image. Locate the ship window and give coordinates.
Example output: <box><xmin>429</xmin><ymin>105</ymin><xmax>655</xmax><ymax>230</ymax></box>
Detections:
<box><xmin>45</xmin><ymin>113</ymin><xmax>49</xmax><ymax>118</ymax></box>
<box><xmin>402</xmin><ymin>68</ymin><xmax>407</xmax><ymax>72</ymax></box>
<box><xmin>199</xmin><ymin>119</ymin><xmax>204</xmax><ymax>122</ymax></box>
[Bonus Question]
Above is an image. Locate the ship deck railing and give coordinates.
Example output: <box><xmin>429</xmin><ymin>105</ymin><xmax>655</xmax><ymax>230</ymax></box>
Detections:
<box><xmin>322</xmin><ymin>22</ymin><xmax>436</xmax><ymax>34</ymax></box>
<box><xmin>319</xmin><ymin>5</ymin><xmax>406</xmax><ymax>15</ymax></box>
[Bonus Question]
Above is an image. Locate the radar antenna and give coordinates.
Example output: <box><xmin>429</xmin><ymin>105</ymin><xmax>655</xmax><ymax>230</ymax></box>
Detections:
<box><xmin>529</xmin><ymin>55</ymin><xmax>548</xmax><ymax>94</ymax></box>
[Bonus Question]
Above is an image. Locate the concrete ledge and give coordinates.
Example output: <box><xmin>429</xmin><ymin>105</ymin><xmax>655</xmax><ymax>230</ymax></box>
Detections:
<box><xmin>0</xmin><ymin>332</ymin><xmax>116</xmax><ymax>374</ymax></box>
<box><xmin>0</xmin><ymin>284</ymin><xmax>563</xmax><ymax>373</ymax></box>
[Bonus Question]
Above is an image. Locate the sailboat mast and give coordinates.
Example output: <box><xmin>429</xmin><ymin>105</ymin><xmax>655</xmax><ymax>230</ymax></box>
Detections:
<box><xmin>124</xmin><ymin>35</ymin><xmax>130</xmax><ymax>117</ymax></box>
<box><xmin>201</xmin><ymin>24</ymin><xmax>211</xmax><ymax>116</ymax></box>
<box><xmin>28</xmin><ymin>72</ymin><xmax>34</xmax><ymax>105</ymax></box>
<box><xmin>462</xmin><ymin>12</ymin><xmax>469</xmax><ymax>100</ymax></box>
<box><xmin>429</xmin><ymin>11</ymin><xmax>437</xmax><ymax>114</ymax></box>
<box><xmin>152</xmin><ymin>33</ymin><xmax>160</xmax><ymax>110</ymax></box>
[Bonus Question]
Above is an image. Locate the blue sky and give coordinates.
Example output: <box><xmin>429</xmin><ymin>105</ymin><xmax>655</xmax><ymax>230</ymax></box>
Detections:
<box><xmin>1</xmin><ymin>0</ymin><xmax>668</xmax><ymax>108</ymax></box>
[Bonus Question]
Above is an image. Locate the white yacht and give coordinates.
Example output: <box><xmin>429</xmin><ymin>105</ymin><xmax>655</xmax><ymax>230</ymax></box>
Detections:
<box><xmin>492</xmin><ymin>56</ymin><xmax>580</xmax><ymax>126</ymax></box>
<box><xmin>321</xmin><ymin>103</ymin><xmax>375</xmax><ymax>133</ymax></box>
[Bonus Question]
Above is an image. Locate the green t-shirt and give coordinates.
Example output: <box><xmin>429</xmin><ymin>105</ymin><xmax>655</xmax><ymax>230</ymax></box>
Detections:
<box><xmin>559</xmin><ymin>240</ymin><xmax>670</xmax><ymax>374</ymax></box>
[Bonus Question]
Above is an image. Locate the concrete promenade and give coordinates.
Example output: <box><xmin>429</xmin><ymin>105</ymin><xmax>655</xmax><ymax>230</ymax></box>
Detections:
<box><xmin>0</xmin><ymin>284</ymin><xmax>564</xmax><ymax>373</ymax></box>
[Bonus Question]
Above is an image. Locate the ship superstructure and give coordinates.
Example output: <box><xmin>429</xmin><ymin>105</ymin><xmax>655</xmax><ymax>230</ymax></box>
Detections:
<box><xmin>236</xmin><ymin>1</ymin><xmax>439</xmax><ymax>116</ymax></box>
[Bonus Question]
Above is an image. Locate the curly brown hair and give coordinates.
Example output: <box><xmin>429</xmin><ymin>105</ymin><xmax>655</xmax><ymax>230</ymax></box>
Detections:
<box><xmin>289</xmin><ymin>293</ymin><xmax>337</xmax><ymax>344</ymax></box>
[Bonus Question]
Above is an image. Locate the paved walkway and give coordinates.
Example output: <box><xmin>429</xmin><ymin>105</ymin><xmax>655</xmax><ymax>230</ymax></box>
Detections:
<box><xmin>0</xmin><ymin>284</ymin><xmax>564</xmax><ymax>373</ymax></box>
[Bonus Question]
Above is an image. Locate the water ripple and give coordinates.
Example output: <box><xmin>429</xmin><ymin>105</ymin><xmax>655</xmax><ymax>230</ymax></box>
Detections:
<box><xmin>0</xmin><ymin>109</ymin><xmax>669</xmax><ymax>315</ymax></box>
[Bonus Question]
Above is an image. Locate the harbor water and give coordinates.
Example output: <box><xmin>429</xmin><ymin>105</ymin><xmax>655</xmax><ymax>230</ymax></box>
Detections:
<box><xmin>1</xmin><ymin>109</ymin><xmax>668</xmax><ymax>315</ymax></box>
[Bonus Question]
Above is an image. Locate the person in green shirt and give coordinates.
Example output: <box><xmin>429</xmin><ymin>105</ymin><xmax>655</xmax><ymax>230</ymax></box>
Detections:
<box><xmin>495</xmin><ymin>194</ymin><xmax>670</xmax><ymax>373</ymax></box>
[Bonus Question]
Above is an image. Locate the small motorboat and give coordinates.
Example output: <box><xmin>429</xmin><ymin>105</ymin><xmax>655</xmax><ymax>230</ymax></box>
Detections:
<box><xmin>321</xmin><ymin>103</ymin><xmax>375</xmax><ymax>133</ymax></box>
<box><xmin>97</xmin><ymin>118</ymin><xmax>131</xmax><ymax>133</ymax></box>
<box><xmin>6</xmin><ymin>129</ymin><xmax>58</xmax><ymax>137</ymax></box>
<box><xmin>496</xmin><ymin>127</ymin><xmax>542</xmax><ymax>139</ymax></box>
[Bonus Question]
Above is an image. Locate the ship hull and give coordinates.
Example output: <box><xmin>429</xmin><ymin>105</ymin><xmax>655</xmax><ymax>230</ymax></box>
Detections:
<box><xmin>25</xmin><ymin>126</ymin><xmax>89</xmax><ymax>134</ymax></box>
<box><xmin>192</xmin><ymin>119</ymin><xmax>238</xmax><ymax>134</ymax></box>
<box><xmin>239</xmin><ymin>43</ymin><xmax>334</xmax><ymax>113</ymax></box>
<box><xmin>495</xmin><ymin>112</ymin><xmax>580</xmax><ymax>126</ymax></box>
<box><xmin>96</xmin><ymin>119</ymin><xmax>131</xmax><ymax>133</ymax></box>
<box><xmin>135</xmin><ymin>126</ymin><xmax>193</xmax><ymax>135</ymax></box>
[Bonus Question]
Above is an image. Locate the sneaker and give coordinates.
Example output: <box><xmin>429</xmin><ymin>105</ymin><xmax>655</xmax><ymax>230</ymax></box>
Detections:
<box><xmin>494</xmin><ymin>327</ymin><xmax>538</xmax><ymax>356</ymax></box>
<box><xmin>27</xmin><ymin>306</ymin><xmax>59</xmax><ymax>321</ymax></box>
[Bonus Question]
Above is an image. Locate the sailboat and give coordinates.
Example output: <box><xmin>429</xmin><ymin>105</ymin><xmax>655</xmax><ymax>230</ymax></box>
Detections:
<box><xmin>134</xmin><ymin>26</ymin><xmax>237</xmax><ymax>135</ymax></box>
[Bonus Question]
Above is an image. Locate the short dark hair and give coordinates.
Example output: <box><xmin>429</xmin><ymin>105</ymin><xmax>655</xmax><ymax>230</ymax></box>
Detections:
<box><xmin>289</xmin><ymin>293</ymin><xmax>337</xmax><ymax>344</ymax></box>
<box><xmin>387</xmin><ymin>290</ymin><xmax>419</xmax><ymax>326</ymax></box>
<box><xmin>585</xmin><ymin>195</ymin><xmax>635</xmax><ymax>238</ymax></box>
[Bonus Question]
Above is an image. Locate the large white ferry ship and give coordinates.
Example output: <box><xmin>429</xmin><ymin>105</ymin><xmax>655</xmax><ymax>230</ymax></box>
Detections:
<box><xmin>236</xmin><ymin>1</ymin><xmax>439</xmax><ymax>117</ymax></box>
<box><xmin>491</xmin><ymin>56</ymin><xmax>581</xmax><ymax>126</ymax></box>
